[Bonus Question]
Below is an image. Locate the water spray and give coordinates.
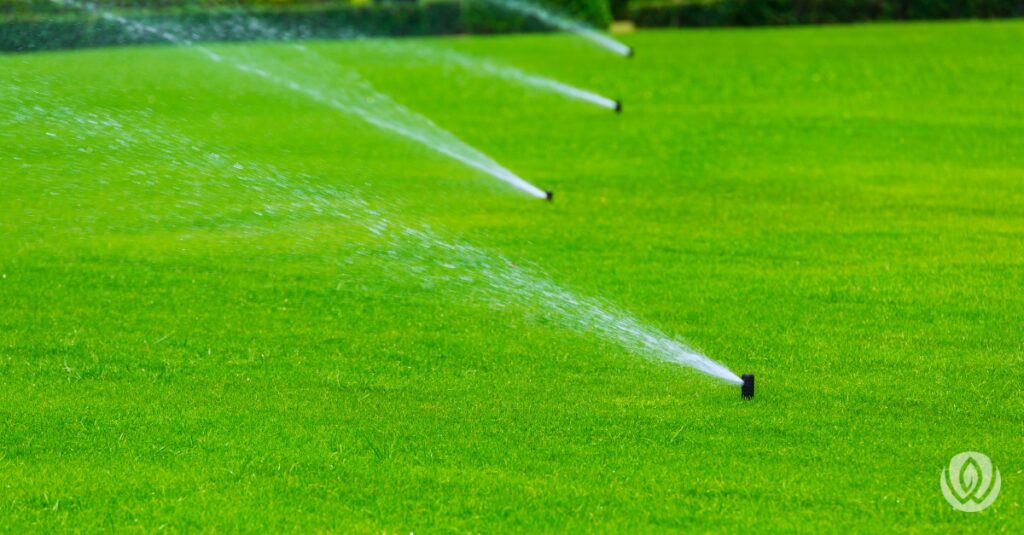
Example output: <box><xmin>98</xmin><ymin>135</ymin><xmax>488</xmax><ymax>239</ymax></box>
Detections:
<box><xmin>10</xmin><ymin>84</ymin><xmax>746</xmax><ymax>394</ymax></box>
<box><xmin>400</xmin><ymin>43</ymin><xmax>622</xmax><ymax>113</ymax></box>
<box><xmin>50</xmin><ymin>0</ymin><xmax>551</xmax><ymax>199</ymax></box>
<box><xmin>24</xmin><ymin>7</ymin><xmax>751</xmax><ymax>392</ymax></box>
<box><xmin>481</xmin><ymin>0</ymin><xmax>633</xmax><ymax>58</ymax></box>
<box><xmin>261</xmin><ymin>20</ymin><xmax>621</xmax><ymax>114</ymax></box>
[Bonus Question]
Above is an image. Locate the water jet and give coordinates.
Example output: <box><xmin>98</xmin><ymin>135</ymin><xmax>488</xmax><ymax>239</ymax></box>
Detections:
<box><xmin>50</xmin><ymin>0</ymin><xmax>550</xmax><ymax>199</ymax></box>
<box><xmin>482</xmin><ymin>0</ymin><xmax>632</xmax><ymax>58</ymax></box>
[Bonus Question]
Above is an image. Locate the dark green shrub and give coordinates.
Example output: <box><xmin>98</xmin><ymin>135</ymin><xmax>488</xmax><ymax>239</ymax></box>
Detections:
<box><xmin>463</xmin><ymin>1</ymin><xmax>545</xmax><ymax>33</ymax></box>
<box><xmin>632</xmin><ymin>0</ymin><xmax>1023</xmax><ymax>27</ymax></box>
<box><xmin>553</xmin><ymin>0</ymin><xmax>613</xmax><ymax>25</ymax></box>
<box><xmin>0</xmin><ymin>2</ymin><xmax>470</xmax><ymax>51</ymax></box>
<box><xmin>609</xmin><ymin>0</ymin><xmax>630</xmax><ymax>19</ymax></box>
<box><xmin>423</xmin><ymin>0</ymin><xmax>462</xmax><ymax>34</ymax></box>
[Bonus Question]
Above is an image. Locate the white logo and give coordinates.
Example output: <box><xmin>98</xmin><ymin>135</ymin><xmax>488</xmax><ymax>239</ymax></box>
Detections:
<box><xmin>940</xmin><ymin>451</ymin><xmax>1001</xmax><ymax>512</ymax></box>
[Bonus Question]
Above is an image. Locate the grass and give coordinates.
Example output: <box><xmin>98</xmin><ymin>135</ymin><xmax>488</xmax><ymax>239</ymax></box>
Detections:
<box><xmin>2</xmin><ymin>20</ymin><xmax>1023</xmax><ymax>531</ymax></box>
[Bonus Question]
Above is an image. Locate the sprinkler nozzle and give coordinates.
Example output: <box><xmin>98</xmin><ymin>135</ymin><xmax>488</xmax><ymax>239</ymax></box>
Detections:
<box><xmin>741</xmin><ymin>374</ymin><xmax>755</xmax><ymax>400</ymax></box>
<box><xmin>626</xmin><ymin>47</ymin><xmax>634</xmax><ymax>58</ymax></box>
<box><xmin>614</xmin><ymin>100</ymin><xmax>622</xmax><ymax>113</ymax></box>
<box><xmin>544</xmin><ymin>191</ymin><xmax>554</xmax><ymax>201</ymax></box>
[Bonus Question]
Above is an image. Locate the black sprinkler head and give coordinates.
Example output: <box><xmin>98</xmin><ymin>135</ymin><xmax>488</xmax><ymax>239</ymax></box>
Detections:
<box><xmin>614</xmin><ymin>100</ymin><xmax>622</xmax><ymax>113</ymax></box>
<box><xmin>741</xmin><ymin>374</ymin><xmax>755</xmax><ymax>400</ymax></box>
<box><xmin>626</xmin><ymin>47</ymin><xmax>634</xmax><ymax>58</ymax></box>
<box><xmin>544</xmin><ymin>191</ymin><xmax>554</xmax><ymax>201</ymax></box>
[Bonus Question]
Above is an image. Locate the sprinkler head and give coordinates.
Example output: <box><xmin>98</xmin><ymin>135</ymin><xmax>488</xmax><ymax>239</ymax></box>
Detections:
<box><xmin>614</xmin><ymin>100</ymin><xmax>622</xmax><ymax>114</ymax></box>
<box><xmin>625</xmin><ymin>47</ymin><xmax>634</xmax><ymax>58</ymax></box>
<box><xmin>741</xmin><ymin>374</ymin><xmax>755</xmax><ymax>400</ymax></box>
<box><xmin>544</xmin><ymin>191</ymin><xmax>554</xmax><ymax>201</ymax></box>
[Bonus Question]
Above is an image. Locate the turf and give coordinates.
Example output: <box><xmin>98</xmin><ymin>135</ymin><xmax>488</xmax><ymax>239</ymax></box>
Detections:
<box><xmin>1</xmin><ymin>20</ymin><xmax>1022</xmax><ymax>531</ymax></box>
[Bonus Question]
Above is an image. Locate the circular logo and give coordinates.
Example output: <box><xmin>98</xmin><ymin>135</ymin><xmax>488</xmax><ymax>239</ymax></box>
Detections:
<box><xmin>940</xmin><ymin>451</ymin><xmax>1001</xmax><ymax>512</ymax></box>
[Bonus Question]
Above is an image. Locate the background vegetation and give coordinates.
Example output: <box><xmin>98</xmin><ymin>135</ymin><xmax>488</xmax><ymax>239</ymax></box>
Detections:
<box><xmin>632</xmin><ymin>0</ymin><xmax>1023</xmax><ymax>28</ymax></box>
<box><xmin>0</xmin><ymin>0</ymin><xmax>612</xmax><ymax>51</ymax></box>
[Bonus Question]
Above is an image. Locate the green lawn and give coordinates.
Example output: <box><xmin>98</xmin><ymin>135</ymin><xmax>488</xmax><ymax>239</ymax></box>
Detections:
<box><xmin>1</xmin><ymin>20</ymin><xmax>1022</xmax><ymax>531</ymax></box>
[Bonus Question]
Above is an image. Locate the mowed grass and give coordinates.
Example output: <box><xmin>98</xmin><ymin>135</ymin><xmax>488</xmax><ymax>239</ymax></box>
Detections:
<box><xmin>1</xmin><ymin>20</ymin><xmax>1022</xmax><ymax>531</ymax></box>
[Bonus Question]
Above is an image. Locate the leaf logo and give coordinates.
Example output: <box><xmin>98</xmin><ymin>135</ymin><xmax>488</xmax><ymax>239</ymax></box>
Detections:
<box><xmin>941</xmin><ymin>451</ymin><xmax>1001</xmax><ymax>512</ymax></box>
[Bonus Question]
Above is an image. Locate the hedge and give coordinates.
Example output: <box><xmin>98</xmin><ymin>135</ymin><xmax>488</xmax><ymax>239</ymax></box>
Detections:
<box><xmin>0</xmin><ymin>0</ymin><xmax>614</xmax><ymax>52</ymax></box>
<box><xmin>0</xmin><ymin>0</ymin><xmax>610</xmax><ymax>26</ymax></box>
<box><xmin>0</xmin><ymin>4</ymin><xmax>458</xmax><ymax>51</ymax></box>
<box><xmin>632</xmin><ymin>0</ymin><xmax>1024</xmax><ymax>27</ymax></box>
<box><xmin>610</xmin><ymin>0</ymin><xmax>629</xmax><ymax>19</ymax></box>
<box><xmin>0</xmin><ymin>1</ymin><xmax>343</xmax><ymax>16</ymax></box>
